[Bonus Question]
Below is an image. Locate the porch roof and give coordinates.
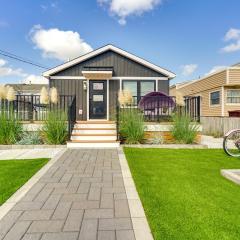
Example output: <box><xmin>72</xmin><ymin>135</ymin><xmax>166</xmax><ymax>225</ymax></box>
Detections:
<box><xmin>82</xmin><ymin>70</ymin><xmax>113</xmax><ymax>79</ymax></box>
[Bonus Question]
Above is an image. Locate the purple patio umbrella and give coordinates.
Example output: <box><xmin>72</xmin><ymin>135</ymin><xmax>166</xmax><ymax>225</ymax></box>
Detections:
<box><xmin>138</xmin><ymin>91</ymin><xmax>175</xmax><ymax>111</ymax></box>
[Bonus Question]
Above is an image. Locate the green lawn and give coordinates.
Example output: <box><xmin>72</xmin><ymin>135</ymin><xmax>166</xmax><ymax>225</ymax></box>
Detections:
<box><xmin>124</xmin><ymin>148</ymin><xmax>240</xmax><ymax>240</ymax></box>
<box><xmin>0</xmin><ymin>158</ymin><xmax>49</xmax><ymax>205</ymax></box>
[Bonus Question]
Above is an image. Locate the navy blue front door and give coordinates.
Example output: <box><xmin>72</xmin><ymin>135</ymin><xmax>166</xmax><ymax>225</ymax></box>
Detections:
<box><xmin>89</xmin><ymin>80</ymin><xmax>107</xmax><ymax>119</ymax></box>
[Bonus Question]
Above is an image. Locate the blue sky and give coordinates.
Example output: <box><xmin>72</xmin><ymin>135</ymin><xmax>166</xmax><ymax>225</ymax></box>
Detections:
<box><xmin>0</xmin><ymin>0</ymin><xmax>240</xmax><ymax>85</ymax></box>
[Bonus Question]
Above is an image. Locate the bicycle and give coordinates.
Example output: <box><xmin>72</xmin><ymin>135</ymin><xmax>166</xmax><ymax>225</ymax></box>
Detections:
<box><xmin>223</xmin><ymin>129</ymin><xmax>240</xmax><ymax>157</ymax></box>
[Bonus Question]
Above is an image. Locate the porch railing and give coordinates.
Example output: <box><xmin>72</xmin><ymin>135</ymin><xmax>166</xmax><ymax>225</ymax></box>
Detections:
<box><xmin>121</xmin><ymin>95</ymin><xmax>176</xmax><ymax>122</ymax></box>
<box><xmin>116</xmin><ymin>95</ymin><xmax>201</xmax><ymax>140</ymax></box>
<box><xmin>68</xmin><ymin>96</ymin><xmax>76</xmax><ymax>139</ymax></box>
<box><xmin>0</xmin><ymin>94</ymin><xmax>75</xmax><ymax>121</ymax></box>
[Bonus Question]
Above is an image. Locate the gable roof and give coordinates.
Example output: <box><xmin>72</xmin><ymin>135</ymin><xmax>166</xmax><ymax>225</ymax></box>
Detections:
<box><xmin>43</xmin><ymin>44</ymin><xmax>176</xmax><ymax>79</ymax></box>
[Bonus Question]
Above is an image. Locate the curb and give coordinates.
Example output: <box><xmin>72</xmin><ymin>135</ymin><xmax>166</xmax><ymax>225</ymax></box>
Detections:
<box><xmin>221</xmin><ymin>169</ymin><xmax>240</xmax><ymax>185</ymax></box>
<box><xmin>0</xmin><ymin>145</ymin><xmax>67</xmax><ymax>150</ymax></box>
<box><xmin>118</xmin><ymin>147</ymin><xmax>154</xmax><ymax>240</ymax></box>
<box><xmin>123</xmin><ymin>144</ymin><xmax>208</xmax><ymax>149</ymax></box>
<box><xmin>0</xmin><ymin>148</ymin><xmax>67</xmax><ymax>221</ymax></box>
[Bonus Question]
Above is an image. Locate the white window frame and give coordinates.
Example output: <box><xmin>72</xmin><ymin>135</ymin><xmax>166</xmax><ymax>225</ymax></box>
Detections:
<box><xmin>209</xmin><ymin>90</ymin><xmax>220</xmax><ymax>106</ymax></box>
<box><xmin>226</xmin><ymin>89</ymin><xmax>240</xmax><ymax>105</ymax></box>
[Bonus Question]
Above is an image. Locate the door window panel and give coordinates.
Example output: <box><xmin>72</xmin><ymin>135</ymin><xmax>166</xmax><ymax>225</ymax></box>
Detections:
<box><xmin>93</xmin><ymin>95</ymin><xmax>103</xmax><ymax>102</ymax></box>
<box><xmin>93</xmin><ymin>83</ymin><xmax>103</xmax><ymax>90</ymax></box>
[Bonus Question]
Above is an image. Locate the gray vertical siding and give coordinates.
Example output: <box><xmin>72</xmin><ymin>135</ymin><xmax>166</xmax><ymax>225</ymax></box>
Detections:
<box><xmin>49</xmin><ymin>49</ymin><xmax>171</xmax><ymax>121</ymax></box>
<box><xmin>50</xmin><ymin>79</ymin><xmax>87</xmax><ymax>120</ymax></box>
<box><xmin>109</xmin><ymin>80</ymin><xmax>120</xmax><ymax>120</ymax></box>
<box><xmin>158</xmin><ymin>80</ymin><xmax>169</xmax><ymax>95</ymax></box>
<box><xmin>54</xmin><ymin>50</ymin><xmax>167</xmax><ymax>78</ymax></box>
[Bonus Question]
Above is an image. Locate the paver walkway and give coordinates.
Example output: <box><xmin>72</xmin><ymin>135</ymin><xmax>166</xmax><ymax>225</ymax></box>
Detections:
<box><xmin>0</xmin><ymin>149</ymin><xmax>136</xmax><ymax>240</ymax></box>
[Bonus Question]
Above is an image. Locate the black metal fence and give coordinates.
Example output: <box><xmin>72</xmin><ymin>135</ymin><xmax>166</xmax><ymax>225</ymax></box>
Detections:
<box><xmin>0</xmin><ymin>95</ymin><xmax>75</xmax><ymax>121</ymax></box>
<box><xmin>184</xmin><ymin>96</ymin><xmax>201</xmax><ymax>122</ymax></box>
<box><xmin>68</xmin><ymin>97</ymin><xmax>76</xmax><ymax>138</ymax></box>
<box><xmin>116</xmin><ymin>95</ymin><xmax>201</xmax><ymax>123</ymax></box>
<box><xmin>118</xmin><ymin>95</ymin><xmax>177</xmax><ymax>122</ymax></box>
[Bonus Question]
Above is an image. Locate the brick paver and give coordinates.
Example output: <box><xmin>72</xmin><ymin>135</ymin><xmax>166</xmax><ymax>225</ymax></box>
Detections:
<box><xmin>0</xmin><ymin>149</ymin><xmax>136</xmax><ymax>240</ymax></box>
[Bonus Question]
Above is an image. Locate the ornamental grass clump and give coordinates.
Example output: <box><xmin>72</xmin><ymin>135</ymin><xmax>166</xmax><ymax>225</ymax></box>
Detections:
<box><xmin>171</xmin><ymin>113</ymin><xmax>198</xmax><ymax>144</ymax></box>
<box><xmin>42</xmin><ymin>110</ymin><xmax>68</xmax><ymax>144</ymax></box>
<box><xmin>0</xmin><ymin>86</ymin><xmax>22</xmax><ymax>144</ymax></box>
<box><xmin>118</xmin><ymin>90</ymin><xmax>133</xmax><ymax>106</ymax></box>
<box><xmin>119</xmin><ymin>109</ymin><xmax>145</xmax><ymax>144</ymax></box>
<box><xmin>0</xmin><ymin>110</ymin><xmax>22</xmax><ymax>145</ymax></box>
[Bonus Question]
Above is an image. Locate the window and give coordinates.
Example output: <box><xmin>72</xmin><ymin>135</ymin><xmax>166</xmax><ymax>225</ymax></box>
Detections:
<box><xmin>140</xmin><ymin>82</ymin><xmax>155</xmax><ymax>96</ymax></box>
<box><xmin>210</xmin><ymin>91</ymin><xmax>220</xmax><ymax>105</ymax></box>
<box><xmin>227</xmin><ymin>90</ymin><xmax>240</xmax><ymax>104</ymax></box>
<box><xmin>122</xmin><ymin>80</ymin><xmax>155</xmax><ymax>104</ymax></box>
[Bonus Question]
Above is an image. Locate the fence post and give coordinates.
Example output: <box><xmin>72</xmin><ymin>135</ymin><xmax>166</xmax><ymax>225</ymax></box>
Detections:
<box><xmin>30</xmin><ymin>94</ymin><xmax>34</xmax><ymax>122</ymax></box>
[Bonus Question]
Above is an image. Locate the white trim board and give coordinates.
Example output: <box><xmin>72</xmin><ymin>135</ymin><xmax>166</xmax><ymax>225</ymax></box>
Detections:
<box><xmin>43</xmin><ymin>44</ymin><xmax>176</xmax><ymax>79</ymax></box>
<box><xmin>49</xmin><ymin>76</ymin><xmax>168</xmax><ymax>80</ymax></box>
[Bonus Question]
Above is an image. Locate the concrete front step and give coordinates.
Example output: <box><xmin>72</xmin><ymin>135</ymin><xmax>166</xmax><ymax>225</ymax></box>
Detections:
<box><xmin>74</xmin><ymin>123</ymin><xmax>116</xmax><ymax>129</ymax></box>
<box><xmin>72</xmin><ymin>129</ymin><xmax>116</xmax><ymax>135</ymax></box>
<box><xmin>71</xmin><ymin>134</ymin><xmax>117</xmax><ymax>141</ymax></box>
<box><xmin>67</xmin><ymin>140</ymin><xmax>120</xmax><ymax>148</ymax></box>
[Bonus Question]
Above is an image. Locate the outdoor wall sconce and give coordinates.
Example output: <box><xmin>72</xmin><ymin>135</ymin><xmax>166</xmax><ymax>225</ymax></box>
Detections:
<box><xmin>83</xmin><ymin>80</ymin><xmax>87</xmax><ymax>90</ymax></box>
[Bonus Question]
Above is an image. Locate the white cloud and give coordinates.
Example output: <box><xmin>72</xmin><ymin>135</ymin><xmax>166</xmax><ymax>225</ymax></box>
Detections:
<box><xmin>0</xmin><ymin>58</ymin><xmax>47</xmax><ymax>85</ymax></box>
<box><xmin>224</xmin><ymin>28</ymin><xmax>240</xmax><ymax>41</ymax></box>
<box><xmin>221</xmin><ymin>28</ymin><xmax>240</xmax><ymax>53</ymax></box>
<box><xmin>181</xmin><ymin>64</ymin><xmax>198</xmax><ymax>76</ymax></box>
<box><xmin>23</xmin><ymin>74</ymin><xmax>48</xmax><ymax>84</ymax></box>
<box><xmin>41</xmin><ymin>2</ymin><xmax>60</xmax><ymax>12</ymax></box>
<box><xmin>206</xmin><ymin>65</ymin><xmax>227</xmax><ymax>75</ymax></box>
<box><xmin>98</xmin><ymin>0</ymin><xmax>162</xmax><ymax>25</ymax></box>
<box><xmin>0</xmin><ymin>58</ymin><xmax>26</xmax><ymax>77</ymax></box>
<box><xmin>221</xmin><ymin>41</ymin><xmax>240</xmax><ymax>53</ymax></box>
<box><xmin>30</xmin><ymin>25</ymin><xmax>93</xmax><ymax>61</ymax></box>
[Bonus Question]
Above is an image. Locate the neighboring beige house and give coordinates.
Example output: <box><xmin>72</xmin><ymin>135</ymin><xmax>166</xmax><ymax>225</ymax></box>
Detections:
<box><xmin>170</xmin><ymin>64</ymin><xmax>240</xmax><ymax>117</ymax></box>
<box><xmin>5</xmin><ymin>84</ymin><xmax>48</xmax><ymax>95</ymax></box>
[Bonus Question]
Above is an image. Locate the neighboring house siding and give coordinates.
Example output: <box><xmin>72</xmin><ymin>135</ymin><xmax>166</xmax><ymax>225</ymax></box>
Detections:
<box><xmin>224</xmin><ymin>86</ymin><xmax>240</xmax><ymax>116</ymax></box>
<box><xmin>179</xmin><ymin>71</ymin><xmax>227</xmax><ymax>96</ymax></box>
<box><xmin>50</xmin><ymin>79</ymin><xmax>87</xmax><ymax>120</ymax></box>
<box><xmin>169</xmin><ymin>86</ymin><xmax>176</xmax><ymax>96</ymax></box>
<box><xmin>228</xmin><ymin>69</ymin><xmax>240</xmax><ymax>85</ymax></box>
<box><xmin>158</xmin><ymin>80</ymin><xmax>169</xmax><ymax>95</ymax></box>
<box><xmin>200</xmin><ymin>87</ymin><xmax>222</xmax><ymax>116</ymax></box>
<box><xmin>109</xmin><ymin>80</ymin><xmax>120</xmax><ymax>120</ymax></box>
<box><xmin>53</xmin><ymin>50</ymin><xmax>166</xmax><ymax>78</ymax></box>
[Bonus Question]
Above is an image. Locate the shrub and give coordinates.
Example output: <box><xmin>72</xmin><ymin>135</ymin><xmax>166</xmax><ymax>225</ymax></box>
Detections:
<box><xmin>0</xmin><ymin>111</ymin><xmax>22</xmax><ymax>144</ymax></box>
<box><xmin>171</xmin><ymin>114</ymin><xmax>198</xmax><ymax>144</ymax></box>
<box><xmin>17</xmin><ymin>131</ymin><xmax>42</xmax><ymax>145</ymax></box>
<box><xmin>119</xmin><ymin>109</ymin><xmax>145</xmax><ymax>144</ymax></box>
<box><xmin>42</xmin><ymin>110</ymin><xmax>68</xmax><ymax>144</ymax></box>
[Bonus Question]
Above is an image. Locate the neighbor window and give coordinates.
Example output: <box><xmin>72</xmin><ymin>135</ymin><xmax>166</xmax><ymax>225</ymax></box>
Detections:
<box><xmin>210</xmin><ymin>91</ymin><xmax>220</xmax><ymax>105</ymax></box>
<box><xmin>227</xmin><ymin>90</ymin><xmax>240</xmax><ymax>104</ymax></box>
<box><xmin>122</xmin><ymin>80</ymin><xmax>155</xmax><ymax>104</ymax></box>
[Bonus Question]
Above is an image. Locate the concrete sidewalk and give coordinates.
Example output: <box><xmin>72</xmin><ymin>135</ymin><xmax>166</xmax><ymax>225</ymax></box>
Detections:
<box><xmin>0</xmin><ymin>149</ymin><xmax>152</xmax><ymax>240</ymax></box>
<box><xmin>201</xmin><ymin>135</ymin><xmax>223</xmax><ymax>149</ymax></box>
<box><xmin>0</xmin><ymin>148</ymin><xmax>64</xmax><ymax>160</ymax></box>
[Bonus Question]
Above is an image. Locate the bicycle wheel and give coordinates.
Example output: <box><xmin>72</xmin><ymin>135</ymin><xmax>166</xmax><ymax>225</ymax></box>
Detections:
<box><xmin>223</xmin><ymin>130</ymin><xmax>240</xmax><ymax>157</ymax></box>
